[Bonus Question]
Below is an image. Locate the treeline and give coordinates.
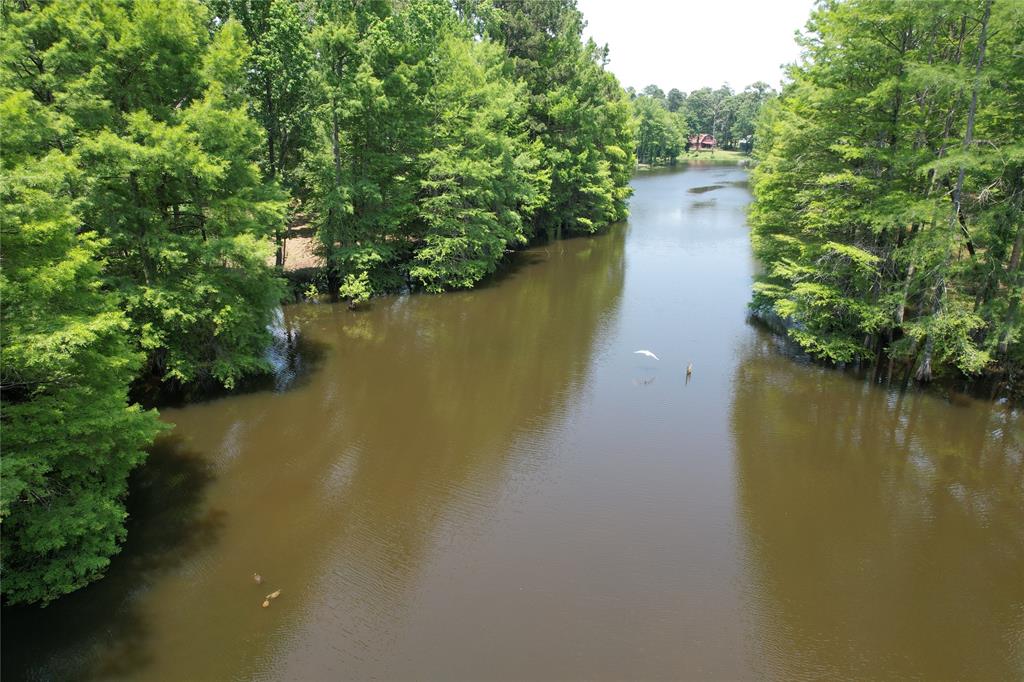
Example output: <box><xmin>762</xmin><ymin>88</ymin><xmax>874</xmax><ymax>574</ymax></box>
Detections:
<box><xmin>0</xmin><ymin>0</ymin><xmax>633</xmax><ymax>604</ymax></box>
<box><xmin>750</xmin><ymin>0</ymin><xmax>1023</xmax><ymax>388</ymax></box>
<box><xmin>630</xmin><ymin>82</ymin><xmax>776</xmax><ymax>164</ymax></box>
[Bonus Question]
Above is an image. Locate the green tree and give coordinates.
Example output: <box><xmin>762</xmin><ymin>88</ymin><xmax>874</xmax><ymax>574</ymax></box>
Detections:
<box><xmin>410</xmin><ymin>33</ymin><xmax>549</xmax><ymax>291</ymax></box>
<box><xmin>750</xmin><ymin>0</ymin><xmax>1023</xmax><ymax>386</ymax></box>
<box><xmin>633</xmin><ymin>94</ymin><xmax>686</xmax><ymax>165</ymax></box>
<box><xmin>307</xmin><ymin>0</ymin><xmax>443</xmax><ymax>300</ymax></box>
<box><xmin>207</xmin><ymin>0</ymin><xmax>314</xmax><ymax>266</ymax></box>
<box><xmin>666</xmin><ymin>87</ymin><xmax>685</xmax><ymax>112</ymax></box>
<box><xmin>477</xmin><ymin>0</ymin><xmax>636</xmax><ymax>236</ymax></box>
<box><xmin>0</xmin><ymin>86</ymin><xmax>164</xmax><ymax>604</ymax></box>
<box><xmin>732</xmin><ymin>81</ymin><xmax>774</xmax><ymax>150</ymax></box>
<box><xmin>683</xmin><ymin>86</ymin><xmax>716</xmax><ymax>135</ymax></box>
<box><xmin>308</xmin><ymin>0</ymin><xmax>630</xmax><ymax>298</ymax></box>
<box><xmin>3</xmin><ymin>0</ymin><xmax>288</xmax><ymax>392</ymax></box>
<box><xmin>641</xmin><ymin>83</ymin><xmax>665</xmax><ymax>101</ymax></box>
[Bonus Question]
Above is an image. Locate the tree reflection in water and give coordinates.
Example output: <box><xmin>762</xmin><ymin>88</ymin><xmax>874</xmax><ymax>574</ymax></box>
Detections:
<box><xmin>731</xmin><ymin>333</ymin><xmax>1024</xmax><ymax>680</ymax></box>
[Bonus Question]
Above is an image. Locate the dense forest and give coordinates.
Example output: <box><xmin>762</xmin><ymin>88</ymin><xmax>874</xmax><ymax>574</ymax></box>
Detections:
<box><xmin>750</xmin><ymin>0</ymin><xmax>1023</xmax><ymax>389</ymax></box>
<box><xmin>0</xmin><ymin>0</ymin><xmax>634</xmax><ymax>604</ymax></box>
<box><xmin>630</xmin><ymin>82</ymin><xmax>777</xmax><ymax>165</ymax></box>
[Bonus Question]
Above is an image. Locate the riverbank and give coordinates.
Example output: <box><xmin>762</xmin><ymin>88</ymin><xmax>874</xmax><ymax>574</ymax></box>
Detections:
<box><xmin>272</xmin><ymin>157</ymin><xmax>1013</xmax><ymax>403</ymax></box>
<box><xmin>680</xmin><ymin>149</ymin><xmax>747</xmax><ymax>162</ymax></box>
<box><xmin>748</xmin><ymin>306</ymin><xmax>1021</xmax><ymax>404</ymax></box>
<box><xmin>635</xmin><ymin>150</ymin><xmax>749</xmax><ymax>171</ymax></box>
<box><xmin>281</xmin><ymin>151</ymin><xmax>750</xmax><ymax>297</ymax></box>
<box><xmin>7</xmin><ymin>162</ymin><xmax>1020</xmax><ymax>681</ymax></box>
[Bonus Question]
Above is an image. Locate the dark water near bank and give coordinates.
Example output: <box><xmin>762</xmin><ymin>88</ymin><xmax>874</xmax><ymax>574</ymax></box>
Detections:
<box><xmin>5</xmin><ymin>165</ymin><xmax>1023</xmax><ymax>680</ymax></box>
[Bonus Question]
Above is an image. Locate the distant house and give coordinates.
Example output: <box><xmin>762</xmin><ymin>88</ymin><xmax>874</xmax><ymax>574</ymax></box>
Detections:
<box><xmin>688</xmin><ymin>133</ymin><xmax>717</xmax><ymax>151</ymax></box>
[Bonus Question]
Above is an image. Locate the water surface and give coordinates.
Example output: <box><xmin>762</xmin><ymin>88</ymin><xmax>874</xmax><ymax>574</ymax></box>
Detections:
<box><xmin>5</xmin><ymin>164</ymin><xmax>1022</xmax><ymax>680</ymax></box>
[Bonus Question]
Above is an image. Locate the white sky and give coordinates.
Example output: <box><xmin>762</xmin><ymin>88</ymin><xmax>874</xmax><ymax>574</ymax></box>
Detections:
<box><xmin>577</xmin><ymin>0</ymin><xmax>816</xmax><ymax>93</ymax></box>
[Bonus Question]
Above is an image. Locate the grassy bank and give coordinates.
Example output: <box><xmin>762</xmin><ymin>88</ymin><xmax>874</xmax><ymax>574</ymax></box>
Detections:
<box><xmin>678</xmin><ymin>149</ymin><xmax>748</xmax><ymax>163</ymax></box>
<box><xmin>636</xmin><ymin>150</ymin><xmax>749</xmax><ymax>171</ymax></box>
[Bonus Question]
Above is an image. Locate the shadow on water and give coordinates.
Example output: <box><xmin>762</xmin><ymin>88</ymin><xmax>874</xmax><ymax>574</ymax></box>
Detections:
<box><xmin>476</xmin><ymin>228</ymin><xmax>623</xmax><ymax>291</ymax></box>
<box><xmin>0</xmin><ymin>222</ymin><xmax>628</xmax><ymax>681</ymax></box>
<box><xmin>145</xmin><ymin>309</ymin><xmax>330</xmax><ymax>410</ymax></box>
<box><xmin>746</xmin><ymin>312</ymin><xmax>1016</xmax><ymax>404</ymax></box>
<box><xmin>730</xmin><ymin>331</ymin><xmax>1024</xmax><ymax>679</ymax></box>
<box><xmin>1</xmin><ymin>434</ymin><xmax>222</xmax><ymax>681</ymax></box>
<box><xmin>241</xmin><ymin>223</ymin><xmax>628</xmax><ymax>679</ymax></box>
<box><xmin>464</xmin><ymin>250</ymin><xmax>549</xmax><ymax>291</ymax></box>
<box><xmin>689</xmin><ymin>199</ymin><xmax>717</xmax><ymax>210</ymax></box>
<box><xmin>688</xmin><ymin>184</ymin><xmax>724</xmax><ymax>194</ymax></box>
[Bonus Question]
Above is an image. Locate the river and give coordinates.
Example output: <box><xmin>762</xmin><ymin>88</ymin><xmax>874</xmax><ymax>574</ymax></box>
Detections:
<box><xmin>4</xmin><ymin>163</ymin><xmax>1023</xmax><ymax>680</ymax></box>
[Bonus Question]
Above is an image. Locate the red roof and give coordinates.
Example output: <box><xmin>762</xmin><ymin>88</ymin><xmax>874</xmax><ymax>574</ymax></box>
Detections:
<box><xmin>688</xmin><ymin>133</ymin><xmax>716</xmax><ymax>146</ymax></box>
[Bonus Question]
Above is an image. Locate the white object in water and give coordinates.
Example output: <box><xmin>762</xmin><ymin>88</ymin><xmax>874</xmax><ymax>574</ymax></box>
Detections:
<box><xmin>634</xmin><ymin>350</ymin><xmax>659</xmax><ymax>361</ymax></box>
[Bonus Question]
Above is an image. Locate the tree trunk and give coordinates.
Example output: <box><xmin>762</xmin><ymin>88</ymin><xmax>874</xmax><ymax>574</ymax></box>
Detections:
<box><xmin>916</xmin><ymin>0</ymin><xmax>992</xmax><ymax>382</ymax></box>
<box><xmin>998</xmin><ymin>222</ymin><xmax>1024</xmax><ymax>354</ymax></box>
<box><xmin>331</xmin><ymin>106</ymin><xmax>342</xmax><ymax>181</ymax></box>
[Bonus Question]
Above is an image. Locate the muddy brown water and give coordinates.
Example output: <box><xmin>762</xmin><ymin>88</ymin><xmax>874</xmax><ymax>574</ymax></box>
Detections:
<box><xmin>4</xmin><ymin>164</ymin><xmax>1023</xmax><ymax>680</ymax></box>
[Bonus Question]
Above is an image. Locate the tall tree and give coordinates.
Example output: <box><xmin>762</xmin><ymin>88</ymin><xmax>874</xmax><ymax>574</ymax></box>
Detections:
<box><xmin>666</xmin><ymin>87</ymin><xmax>685</xmax><ymax>112</ymax></box>
<box><xmin>207</xmin><ymin>0</ymin><xmax>314</xmax><ymax>266</ymax></box>
<box><xmin>0</xmin><ymin>51</ymin><xmax>164</xmax><ymax>604</ymax></box>
<box><xmin>307</xmin><ymin>0</ymin><xmax>444</xmax><ymax>301</ymax></box>
<box><xmin>633</xmin><ymin>94</ymin><xmax>686</xmax><ymax>165</ymax></box>
<box><xmin>477</xmin><ymin>0</ymin><xmax>635</xmax><ymax>236</ymax></box>
<box><xmin>731</xmin><ymin>81</ymin><xmax>774</xmax><ymax>149</ymax></box>
<box><xmin>4</xmin><ymin>0</ymin><xmax>287</xmax><ymax>393</ymax></box>
<box><xmin>410</xmin><ymin>33</ymin><xmax>549</xmax><ymax>291</ymax></box>
<box><xmin>641</xmin><ymin>83</ymin><xmax>666</xmax><ymax>101</ymax></box>
<box><xmin>749</xmin><ymin>0</ymin><xmax>1024</xmax><ymax>386</ymax></box>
